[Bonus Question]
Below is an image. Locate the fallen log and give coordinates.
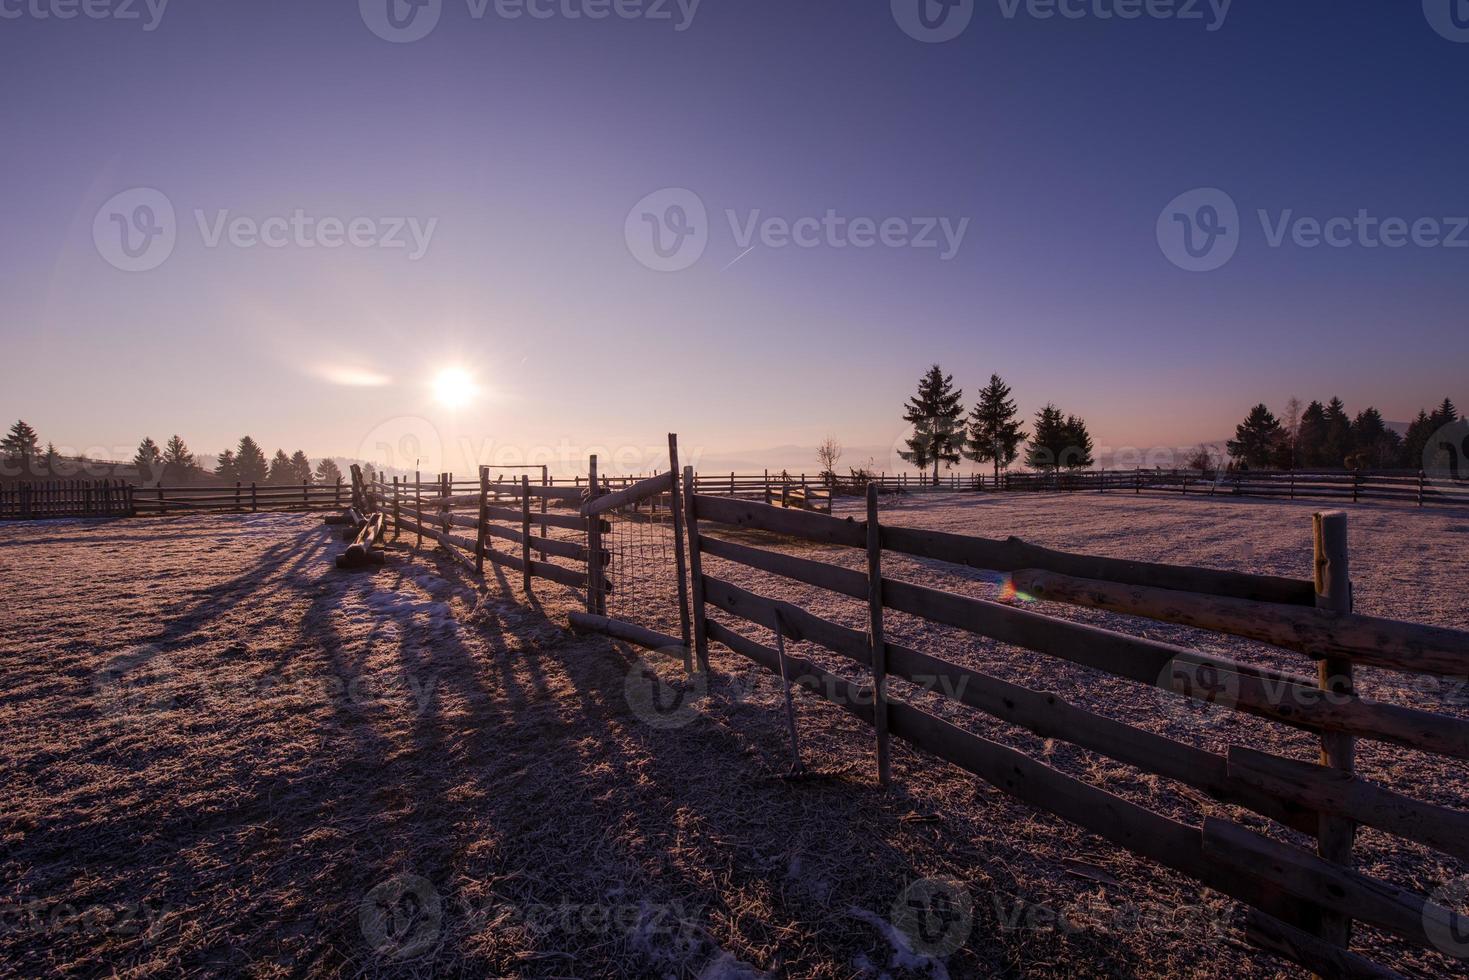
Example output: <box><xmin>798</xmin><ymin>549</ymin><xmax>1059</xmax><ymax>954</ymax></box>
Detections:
<box><xmin>336</xmin><ymin>512</ymin><xmax>386</xmax><ymax>569</ymax></box>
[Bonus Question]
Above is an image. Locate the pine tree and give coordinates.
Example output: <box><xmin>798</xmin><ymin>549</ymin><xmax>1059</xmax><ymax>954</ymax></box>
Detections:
<box><xmin>899</xmin><ymin>365</ymin><xmax>965</xmax><ymax>485</ymax></box>
<box><xmin>289</xmin><ymin>450</ymin><xmax>313</xmax><ymax>484</ymax></box>
<box><xmin>234</xmin><ymin>437</ymin><xmax>269</xmax><ymax>484</ymax></box>
<box><xmin>1403</xmin><ymin>410</ymin><xmax>1435</xmax><ymax>469</ymax></box>
<box><xmin>215</xmin><ymin>449</ymin><xmax>238</xmax><ymax>482</ymax></box>
<box><xmin>963</xmin><ymin>374</ymin><xmax>1027</xmax><ymax>485</ymax></box>
<box><xmin>1282</xmin><ymin>397</ymin><xmax>1303</xmax><ymax>469</ymax></box>
<box><xmin>1060</xmin><ymin>415</ymin><xmax>1095</xmax><ymax>470</ymax></box>
<box><xmin>42</xmin><ymin>442</ymin><xmax>61</xmax><ymax>475</ymax></box>
<box><xmin>2</xmin><ymin>419</ymin><xmax>41</xmax><ymax>473</ymax></box>
<box><xmin>1349</xmin><ymin>408</ymin><xmax>1400</xmax><ymax>469</ymax></box>
<box><xmin>1024</xmin><ymin>404</ymin><xmax>1067</xmax><ymax>472</ymax></box>
<box><xmin>314</xmin><ymin>458</ymin><xmax>343</xmax><ymax>486</ymax></box>
<box><xmin>162</xmin><ymin>435</ymin><xmax>197</xmax><ymax>484</ymax></box>
<box><xmin>1227</xmin><ymin>404</ymin><xmax>1284</xmax><ymax>469</ymax></box>
<box><xmin>1297</xmin><ymin>401</ymin><xmax>1328</xmax><ymax>468</ymax></box>
<box><xmin>1322</xmin><ymin>397</ymin><xmax>1353</xmax><ymax>467</ymax></box>
<box><xmin>133</xmin><ymin>437</ymin><xmax>163</xmax><ymax>483</ymax></box>
<box><xmin>1430</xmin><ymin>397</ymin><xmax>1460</xmax><ymax>429</ymax></box>
<box><xmin>268</xmin><ymin>450</ymin><xmax>294</xmax><ymax>485</ymax></box>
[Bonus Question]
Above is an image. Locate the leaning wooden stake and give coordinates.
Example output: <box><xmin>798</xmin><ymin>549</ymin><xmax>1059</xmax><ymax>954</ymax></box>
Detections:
<box><xmin>520</xmin><ymin>474</ymin><xmax>533</xmax><ymax>592</ymax></box>
<box><xmin>586</xmin><ymin>455</ymin><xmax>604</xmax><ymax>615</ymax></box>
<box><xmin>476</xmin><ymin>467</ymin><xmax>490</xmax><ymax>574</ymax></box>
<box><xmin>683</xmin><ymin>465</ymin><xmax>710</xmax><ymax>673</ymax></box>
<box><xmin>771</xmin><ymin>608</ymin><xmax>805</xmax><ymax>775</ymax></box>
<box><xmin>867</xmin><ymin>483</ymin><xmax>892</xmax><ymax>787</ymax></box>
<box><xmin>1313</xmin><ymin>510</ymin><xmax>1356</xmax><ymax>955</ymax></box>
<box><xmin>666</xmin><ymin>435</ymin><xmax>694</xmax><ymax>673</ymax></box>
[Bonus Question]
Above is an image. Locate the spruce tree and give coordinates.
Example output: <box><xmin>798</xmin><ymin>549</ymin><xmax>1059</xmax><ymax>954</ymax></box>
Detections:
<box><xmin>963</xmin><ymin>374</ymin><xmax>1027</xmax><ymax>484</ymax></box>
<box><xmin>234</xmin><ymin>437</ymin><xmax>269</xmax><ymax>484</ymax></box>
<box><xmin>1321</xmin><ymin>397</ymin><xmax>1353</xmax><ymax>467</ymax></box>
<box><xmin>1060</xmin><ymin>415</ymin><xmax>1095</xmax><ymax>469</ymax></box>
<box><xmin>42</xmin><ymin>442</ymin><xmax>61</xmax><ymax>476</ymax></box>
<box><xmin>899</xmin><ymin>364</ymin><xmax>965</xmax><ymax>485</ymax></box>
<box><xmin>215</xmin><ymin>449</ymin><xmax>238</xmax><ymax>482</ymax></box>
<box><xmin>1297</xmin><ymin>401</ymin><xmax>1327</xmax><ymax>468</ymax></box>
<box><xmin>2</xmin><ymin>419</ymin><xmax>40</xmax><ymax>473</ymax></box>
<box><xmin>268</xmin><ymin>450</ymin><xmax>294</xmax><ymax>485</ymax></box>
<box><xmin>314</xmin><ymin>458</ymin><xmax>343</xmax><ymax>486</ymax></box>
<box><xmin>1024</xmin><ymin>404</ymin><xmax>1067</xmax><ymax>472</ymax></box>
<box><xmin>1227</xmin><ymin>404</ymin><xmax>1284</xmax><ymax>469</ymax></box>
<box><xmin>133</xmin><ymin>437</ymin><xmax>163</xmax><ymax>483</ymax></box>
<box><xmin>1430</xmin><ymin>397</ymin><xmax>1460</xmax><ymax>429</ymax></box>
<box><xmin>289</xmin><ymin>450</ymin><xmax>313</xmax><ymax>484</ymax></box>
<box><xmin>163</xmin><ymin>435</ymin><xmax>197</xmax><ymax>484</ymax></box>
<box><xmin>1402</xmin><ymin>410</ymin><xmax>1434</xmax><ymax>469</ymax></box>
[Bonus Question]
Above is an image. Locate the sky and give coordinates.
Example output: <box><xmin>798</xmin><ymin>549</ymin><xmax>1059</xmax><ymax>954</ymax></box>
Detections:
<box><xmin>2</xmin><ymin>0</ymin><xmax>1466</xmax><ymax>476</ymax></box>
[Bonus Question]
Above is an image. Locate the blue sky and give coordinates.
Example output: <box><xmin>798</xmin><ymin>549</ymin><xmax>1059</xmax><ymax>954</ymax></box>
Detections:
<box><xmin>2</xmin><ymin>0</ymin><xmax>1465</xmax><ymax>473</ymax></box>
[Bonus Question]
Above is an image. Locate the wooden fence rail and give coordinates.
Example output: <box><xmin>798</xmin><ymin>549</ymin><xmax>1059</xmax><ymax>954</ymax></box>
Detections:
<box><xmin>680</xmin><ymin>485</ymin><xmax>1469</xmax><ymax>978</ymax></box>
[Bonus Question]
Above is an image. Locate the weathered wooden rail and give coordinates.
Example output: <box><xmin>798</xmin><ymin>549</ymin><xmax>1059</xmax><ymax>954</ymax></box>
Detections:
<box><xmin>671</xmin><ymin>482</ymin><xmax>1469</xmax><ymax>978</ymax></box>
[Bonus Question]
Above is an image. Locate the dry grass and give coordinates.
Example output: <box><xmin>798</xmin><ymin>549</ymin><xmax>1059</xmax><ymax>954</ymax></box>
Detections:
<box><xmin>1</xmin><ymin>493</ymin><xmax>1466</xmax><ymax>977</ymax></box>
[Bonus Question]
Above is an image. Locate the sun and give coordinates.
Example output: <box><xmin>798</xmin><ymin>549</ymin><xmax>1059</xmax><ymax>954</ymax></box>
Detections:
<box><xmin>432</xmin><ymin>366</ymin><xmax>478</xmax><ymax>409</ymax></box>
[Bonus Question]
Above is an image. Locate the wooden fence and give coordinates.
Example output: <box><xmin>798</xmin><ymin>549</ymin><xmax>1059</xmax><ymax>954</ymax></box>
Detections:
<box><xmin>653</xmin><ymin>482</ymin><xmax>1469</xmax><ymax>978</ymax></box>
<box><xmin>0</xmin><ymin>479</ymin><xmax>134</xmax><ymax>520</ymax></box>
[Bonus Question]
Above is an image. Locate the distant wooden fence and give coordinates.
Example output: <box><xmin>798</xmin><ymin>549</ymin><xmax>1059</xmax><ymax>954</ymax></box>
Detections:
<box><xmin>0</xmin><ymin>479</ymin><xmax>134</xmax><ymax>520</ymax></box>
<box><xmin>662</xmin><ymin>483</ymin><xmax>1469</xmax><ymax>977</ymax></box>
<box><xmin>692</xmin><ymin>467</ymin><xmax>1469</xmax><ymax>508</ymax></box>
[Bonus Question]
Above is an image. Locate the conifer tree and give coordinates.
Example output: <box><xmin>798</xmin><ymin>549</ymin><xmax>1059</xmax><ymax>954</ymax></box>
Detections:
<box><xmin>215</xmin><ymin>449</ymin><xmax>238</xmax><ymax>482</ymax></box>
<box><xmin>314</xmin><ymin>458</ymin><xmax>343</xmax><ymax>486</ymax></box>
<box><xmin>163</xmin><ymin>435</ymin><xmax>197</xmax><ymax>483</ymax></box>
<box><xmin>289</xmin><ymin>450</ymin><xmax>313</xmax><ymax>484</ymax></box>
<box><xmin>2</xmin><ymin>419</ymin><xmax>40</xmax><ymax>473</ymax></box>
<box><xmin>1430</xmin><ymin>397</ymin><xmax>1460</xmax><ymax>429</ymax></box>
<box><xmin>1402</xmin><ymin>410</ymin><xmax>1435</xmax><ymax>469</ymax></box>
<box><xmin>1060</xmin><ymin>415</ymin><xmax>1095</xmax><ymax>469</ymax></box>
<box><xmin>1297</xmin><ymin>401</ymin><xmax>1328</xmax><ymax>467</ymax></box>
<box><xmin>1322</xmin><ymin>397</ymin><xmax>1353</xmax><ymax>467</ymax></box>
<box><xmin>234</xmin><ymin>437</ymin><xmax>269</xmax><ymax>484</ymax></box>
<box><xmin>899</xmin><ymin>364</ymin><xmax>965</xmax><ymax>485</ymax></box>
<box><xmin>1024</xmin><ymin>404</ymin><xmax>1067</xmax><ymax>472</ymax></box>
<box><xmin>268</xmin><ymin>450</ymin><xmax>294</xmax><ymax>485</ymax></box>
<box><xmin>133</xmin><ymin>437</ymin><xmax>163</xmax><ymax>483</ymax></box>
<box><xmin>963</xmin><ymin>374</ymin><xmax>1027</xmax><ymax>484</ymax></box>
<box><xmin>1227</xmin><ymin>404</ymin><xmax>1284</xmax><ymax>469</ymax></box>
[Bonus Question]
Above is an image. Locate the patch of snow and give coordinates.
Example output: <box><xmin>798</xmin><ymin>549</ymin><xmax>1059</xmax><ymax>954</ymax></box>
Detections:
<box><xmin>848</xmin><ymin>908</ymin><xmax>950</xmax><ymax>980</ymax></box>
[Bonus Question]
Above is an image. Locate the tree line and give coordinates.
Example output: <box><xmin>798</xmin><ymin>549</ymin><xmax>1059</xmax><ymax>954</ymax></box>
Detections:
<box><xmin>1</xmin><ymin>420</ymin><xmax>345</xmax><ymax>487</ymax></box>
<box><xmin>1226</xmin><ymin>397</ymin><xmax>1460</xmax><ymax>471</ymax></box>
<box><xmin>898</xmin><ymin>365</ymin><xmax>1093</xmax><ymax>483</ymax></box>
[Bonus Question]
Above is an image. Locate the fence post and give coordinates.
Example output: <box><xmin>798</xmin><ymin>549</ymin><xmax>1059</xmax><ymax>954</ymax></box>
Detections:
<box><xmin>587</xmin><ymin>455</ymin><xmax>605</xmax><ymax>615</ymax></box>
<box><xmin>440</xmin><ymin>473</ymin><xmax>450</xmax><ymax>542</ymax></box>
<box><xmin>157</xmin><ymin>485</ymin><xmax>165</xmax><ymax>515</ymax></box>
<box><xmin>540</xmin><ymin>464</ymin><xmax>549</xmax><ymax>540</ymax></box>
<box><xmin>520</xmin><ymin>474</ymin><xmax>533</xmax><ymax>592</ymax></box>
<box><xmin>1313</xmin><ymin>510</ymin><xmax>1356</xmax><ymax>951</ymax></box>
<box><xmin>391</xmin><ymin>477</ymin><xmax>400</xmax><ymax>539</ymax></box>
<box><xmin>474</xmin><ymin>467</ymin><xmax>489</xmax><ymax>573</ymax></box>
<box><xmin>1134</xmin><ymin>468</ymin><xmax>1140</xmax><ymax>495</ymax></box>
<box><xmin>1418</xmin><ymin>469</ymin><xmax>1425</xmax><ymax>508</ymax></box>
<box><xmin>666</xmin><ymin>435</ymin><xmax>694</xmax><ymax>673</ymax></box>
<box><xmin>250</xmin><ymin>482</ymin><xmax>257</xmax><ymax>512</ymax></box>
<box><xmin>1351</xmin><ymin>470</ymin><xmax>1360</xmax><ymax>504</ymax></box>
<box><xmin>413</xmin><ymin>471</ymin><xmax>422</xmax><ymax>548</ymax></box>
<box><xmin>864</xmin><ymin>483</ymin><xmax>892</xmax><ymax>787</ymax></box>
<box><xmin>126</xmin><ymin>484</ymin><xmax>135</xmax><ymax>516</ymax></box>
<box><xmin>682</xmin><ymin>464</ymin><xmax>710</xmax><ymax>672</ymax></box>
<box><xmin>1290</xmin><ymin>471</ymin><xmax>1295</xmax><ymax>500</ymax></box>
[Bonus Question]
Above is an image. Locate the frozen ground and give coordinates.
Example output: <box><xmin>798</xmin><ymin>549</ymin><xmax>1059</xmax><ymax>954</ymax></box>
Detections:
<box><xmin>0</xmin><ymin>493</ymin><xmax>1465</xmax><ymax>977</ymax></box>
